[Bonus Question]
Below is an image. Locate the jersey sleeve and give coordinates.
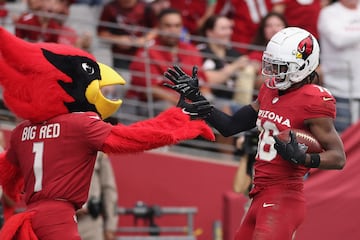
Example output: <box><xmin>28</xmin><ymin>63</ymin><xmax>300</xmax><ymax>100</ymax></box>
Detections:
<box><xmin>303</xmin><ymin>85</ymin><xmax>336</xmax><ymax>119</ymax></box>
<box><xmin>81</xmin><ymin>113</ymin><xmax>113</xmax><ymax>151</ymax></box>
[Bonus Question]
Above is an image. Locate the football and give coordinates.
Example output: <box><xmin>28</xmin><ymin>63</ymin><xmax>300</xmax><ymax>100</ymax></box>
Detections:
<box><xmin>275</xmin><ymin>129</ymin><xmax>323</xmax><ymax>153</ymax></box>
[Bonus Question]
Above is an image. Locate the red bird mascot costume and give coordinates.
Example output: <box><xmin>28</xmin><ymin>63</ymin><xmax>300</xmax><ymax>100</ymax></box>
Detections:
<box><xmin>0</xmin><ymin>27</ymin><xmax>214</xmax><ymax>239</ymax></box>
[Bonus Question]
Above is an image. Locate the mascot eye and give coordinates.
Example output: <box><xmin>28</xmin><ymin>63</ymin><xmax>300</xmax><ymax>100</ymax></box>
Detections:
<box><xmin>81</xmin><ymin>63</ymin><xmax>95</xmax><ymax>75</ymax></box>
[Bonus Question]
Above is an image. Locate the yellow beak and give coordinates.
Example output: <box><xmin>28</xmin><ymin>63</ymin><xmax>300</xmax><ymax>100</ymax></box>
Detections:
<box><xmin>85</xmin><ymin>62</ymin><xmax>126</xmax><ymax>119</ymax></box>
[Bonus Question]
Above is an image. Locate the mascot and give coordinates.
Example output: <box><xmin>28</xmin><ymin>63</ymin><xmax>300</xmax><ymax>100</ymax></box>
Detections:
<box><xmin>0</xmin><ymin>27</ymin><xmax>214</xmax><ymax>239</ymax></box>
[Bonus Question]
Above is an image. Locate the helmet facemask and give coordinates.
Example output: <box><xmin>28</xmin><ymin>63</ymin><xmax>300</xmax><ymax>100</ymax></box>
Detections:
<box><xmin>262</xmin><ymin>56</ymin><xmax>299</xmax><ymax>90</ymax></box>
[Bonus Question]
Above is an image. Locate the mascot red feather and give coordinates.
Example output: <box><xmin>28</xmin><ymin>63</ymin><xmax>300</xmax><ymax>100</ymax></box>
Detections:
<box><xmin>0</xmin><ymin>27</ymin><xmax>214</xmax><ymax>239</ymax></box>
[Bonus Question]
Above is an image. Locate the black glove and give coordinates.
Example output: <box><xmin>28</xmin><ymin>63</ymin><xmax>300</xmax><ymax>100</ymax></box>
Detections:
<box><xmin>163</xmin><ymin>65</ymin><xmax>204</xmax><ymax>101</ymax></box>
<box><xmin>177</xmin><ymin>95</ymin><xmax>213</xmax><ymax>120</ymax></box>
<box><xmin>273</xmin><ymin>131</ymin><xmax>307</xmax><ymax>165</ymax></box>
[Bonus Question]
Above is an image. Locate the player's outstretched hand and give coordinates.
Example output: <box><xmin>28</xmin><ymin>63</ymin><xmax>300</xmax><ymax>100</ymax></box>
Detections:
<box><xmin>163</xmin><ymin>65</ymin><xmax>204</xmax><ymax>101</ymax></box>
<box><xmin>177</xmin><ymin>95</ymin><xmax>213</xmax><ymax>120</ymax></box>
<box><xmin>274</xmin><ymin>130</ymin><xmax>306</xmax><ymax>165</ymax></box>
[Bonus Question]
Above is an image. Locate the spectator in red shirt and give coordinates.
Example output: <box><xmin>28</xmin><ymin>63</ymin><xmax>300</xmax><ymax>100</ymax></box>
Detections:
<box><xmin>44</xmin><ymin>0</ymin><xmax>92</xmax><ymax>51</ymax></box>
<box><xmin>275</xmin><ymin>0</ymin><xmax>322</xmax><ymax>39</ymax></box>
<box><xmin>170</xmin><ymin>0</ymin><xmax>217</xmax><ymax>36</ymax></box>
<box><xmin>126</xmin><ymin>8</ymin><xmax>209</xmax><ymax>117</ymax></box>
<box><xmin>15</xmin><ymin>0</ymin><xmax>62</xmax><ymax>43</ymax></box>
<box><xmin>97</xmin><ymin>0</ymin><xmax>158</xmax><ymax>70</ymax></box>
<box><xmin>144</xmin><ymin>0</ymin><xmax>170</xmax><ymax>27</ymax></box>
<box><xmin>215</xmin><ymin>0</ymin><xmax>283</xmax><ymax>53</ymax></box>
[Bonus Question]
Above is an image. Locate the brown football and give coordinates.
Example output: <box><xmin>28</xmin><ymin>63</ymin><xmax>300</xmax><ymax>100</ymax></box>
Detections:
<box><xmin>275</xmin><ymin>129</ymin><xmax>323</xmax><ymax>153</ymax></box>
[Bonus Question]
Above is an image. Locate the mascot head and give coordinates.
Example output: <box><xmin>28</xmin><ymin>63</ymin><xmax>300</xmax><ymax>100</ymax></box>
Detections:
<box><xmin>0</xmin><ymin>28</ymin><xmax>126</xmax><ymax>122</ymax></box>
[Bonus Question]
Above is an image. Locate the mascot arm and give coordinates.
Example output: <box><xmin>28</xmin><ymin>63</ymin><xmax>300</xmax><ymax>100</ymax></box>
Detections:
<box><xmin>0</xmin><ymin>151</ymin><xmax>24</xmax><ymax>202</ymax></box>
<box><xmin>102</xmin><ymin>107</ymin><xmax>214</xmax><ymax>153</ymax></box>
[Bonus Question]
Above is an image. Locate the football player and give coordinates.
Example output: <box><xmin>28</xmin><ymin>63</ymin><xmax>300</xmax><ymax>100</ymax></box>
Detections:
<box><xmin>164</xmin><ymin>27</ymin><xmax>346</xmax><ymax>240</ymax></box>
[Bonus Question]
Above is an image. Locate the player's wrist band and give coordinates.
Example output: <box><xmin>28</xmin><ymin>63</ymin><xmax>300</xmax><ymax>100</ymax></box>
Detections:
<box><xmin>309</xmin><ymin>153</ymin><xmax>321</xmax><ymax>168</ymax></box>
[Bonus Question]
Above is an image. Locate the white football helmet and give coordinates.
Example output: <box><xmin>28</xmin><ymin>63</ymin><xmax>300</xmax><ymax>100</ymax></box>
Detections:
<box><xmin>262</xmin><ymin>27</ymin><xmax>320</xmax><ymax>90</ymax></box>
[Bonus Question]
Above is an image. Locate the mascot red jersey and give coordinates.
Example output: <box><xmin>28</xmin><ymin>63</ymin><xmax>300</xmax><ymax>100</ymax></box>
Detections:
<box><xmin>0</xmin><ymin>27</ymin><xmax>214</xmax><ymax>240</ymax></box>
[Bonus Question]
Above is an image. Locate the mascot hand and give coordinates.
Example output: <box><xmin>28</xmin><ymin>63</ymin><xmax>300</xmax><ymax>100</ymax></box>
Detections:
<box><xmin>163</xmin><ymin>65</ymin><xmax>204</xmax><ymax>102</ymax></box>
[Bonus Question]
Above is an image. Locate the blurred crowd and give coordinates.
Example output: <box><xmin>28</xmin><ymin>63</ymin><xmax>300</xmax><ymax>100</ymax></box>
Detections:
<box><xmin>0</xmin><ymin>0</ymin><xmax>358</xmax><ymax>154</ymax></box>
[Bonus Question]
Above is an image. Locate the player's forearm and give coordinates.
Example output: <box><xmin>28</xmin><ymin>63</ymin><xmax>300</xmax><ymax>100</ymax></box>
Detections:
<box><xmin>304</xmin><ymin>151</ymin><xmax>345</xmax><ymax>170</ymax></box>
<box><xmin>206</xmin><ymin>105</ymin><xmax>257</xmax><ymax>137</ymax></box>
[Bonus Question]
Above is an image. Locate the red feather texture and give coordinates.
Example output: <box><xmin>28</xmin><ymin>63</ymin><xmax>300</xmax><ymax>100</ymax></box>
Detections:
<box><xmin>0</xmin><ymin>27</ymin><xmax>95</xmax><ymax>122</ymax></box>
<box><xmin>0</xmin><ymin>211</ymin><xmax>38</xmax><ymax>240</ymax></box>
<box><xmin>0</xmin><ymin>151</ymin><xmax>24</xmax><ymax>202</ymax></box>
<box><xmin>102</xmin><ymin>107</ymin><xmax>215</xmax><ymax>153</ymax></box>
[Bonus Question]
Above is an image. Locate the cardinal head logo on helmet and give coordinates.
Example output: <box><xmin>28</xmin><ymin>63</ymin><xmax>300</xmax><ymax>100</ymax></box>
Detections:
<box><xmin>296</xmin><ymin>35</ymin><xmax>314</xmax><ymax>61</ymax></box>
